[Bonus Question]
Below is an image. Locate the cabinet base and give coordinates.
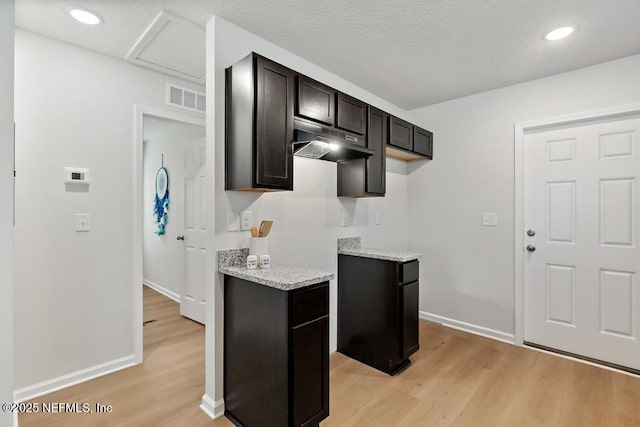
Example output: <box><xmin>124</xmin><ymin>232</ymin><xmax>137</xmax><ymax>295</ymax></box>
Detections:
<box><xmin>225</xmin><ymin>411</ymin><xmax>244</xmax><ymax>427</ymax></box>
<box><xmin>338</xmin><ymin>350</ymin><xmax>413</xmax><ymax>377</ymax></box>
<box><xmin>389</xmin><ymin>359</ymin><xmax>411</xmax><ymax>376</ymax></box>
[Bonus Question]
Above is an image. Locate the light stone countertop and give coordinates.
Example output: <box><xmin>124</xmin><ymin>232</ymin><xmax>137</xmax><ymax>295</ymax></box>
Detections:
<box><xmin>337</xmin><ymin>247</ymin><xmax>421</xmax><ymax>263</ymax></box>
<box><xmin>219</xmin><ymin>264</ymin><xmax>334</xmax><ymax>291</ymax></box>
<box><xmin>337</xmin><ymin>236</ymin><xmax>421</xmax><ymax>263</ymax></box>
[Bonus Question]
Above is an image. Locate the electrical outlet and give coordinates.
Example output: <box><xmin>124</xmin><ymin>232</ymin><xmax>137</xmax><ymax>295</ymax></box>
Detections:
<box><xmin>240</xmin><ymin>210</ymin><xmax>253</xmax><ymax>231</ymax></box>
<box><xmin>227</xmin><ymin>211</ymin><xmax>239</xmax><ymax>232</ymax></box>
<box><xmin>342</xmin><ymin>211</ymin><xmax>349</xmax><ymax>227</ymax></box>
<box><xmin>482</xmin><ymin>212</ymin><xmax>498</xmax><ymax>226</ymax></box>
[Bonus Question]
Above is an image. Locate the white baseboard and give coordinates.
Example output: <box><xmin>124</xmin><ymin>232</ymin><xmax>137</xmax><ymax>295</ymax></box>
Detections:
<box><xmin>200</xmin><ymin>394</ymin><xmax>224</xmax><ymax>419</ymax></box>
<box><xmin>14</xmin><ymin>355</ymin><xmax>136</xmax><ymax>403</ymax></box>
<box><xmin>420</xmin><ymin>311</ymin><xmax>515</xmax><ymax>344</ymax></box>
<box><xmin>143</xmin><ymin>279</ymin><xmax>180</xmax><ymax>302</ymax></box>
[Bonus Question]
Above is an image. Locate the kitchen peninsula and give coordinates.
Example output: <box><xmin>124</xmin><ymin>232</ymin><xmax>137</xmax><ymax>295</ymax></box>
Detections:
<box><xmin>338</xmin><ymin>237</ymin><xmax>421</xmax><ymax>375</ymax></box>
<box><xmin>219</xmin><ymin>249</ymin><xmax>333</xmax><ymax>427</ymax></box>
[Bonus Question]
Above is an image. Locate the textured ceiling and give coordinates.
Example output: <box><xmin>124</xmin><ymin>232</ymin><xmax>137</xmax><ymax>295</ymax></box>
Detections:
<box><xmin>15</xmin><ymin>0</ymin><xmax>640</xmax><ymax>109</ymax></box>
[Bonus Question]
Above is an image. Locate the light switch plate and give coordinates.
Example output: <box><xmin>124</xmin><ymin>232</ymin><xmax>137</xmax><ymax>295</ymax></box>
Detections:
<box><xmin>75</xmin><ymin>213</ymin><xmax>90</xmax><ymax>232</ymax></box>
<box><xmin>482</xmin><ymin>212</ymin><xmax>498</xmax><ymax>226</ymax></box>
<box><xmin>374</xmin><ymin>211</ymin><xmax>381</xmax><ymax>225</ymax></box>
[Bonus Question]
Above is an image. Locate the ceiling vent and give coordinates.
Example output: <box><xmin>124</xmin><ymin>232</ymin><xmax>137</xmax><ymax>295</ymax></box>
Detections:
<box><xmin>167</xmin><ymin>83</ymin><xmax>206</xmax><ymax>113</ymax></box>
<box><xmin>126</xmin><ymin>10</ymin><xmax>205</xmax><ymax>83</ymax></box>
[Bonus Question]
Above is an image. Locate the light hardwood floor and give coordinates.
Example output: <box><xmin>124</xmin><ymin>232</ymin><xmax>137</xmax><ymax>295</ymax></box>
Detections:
<box><xmin>21</xmin><ymin>287</ymin><xmax>640</xmax><ymax>426</ymax></box>
<box><xmin>20</xmin><ymin>286</ymin><xmax>211</xmax><ymax>427</ymax></box>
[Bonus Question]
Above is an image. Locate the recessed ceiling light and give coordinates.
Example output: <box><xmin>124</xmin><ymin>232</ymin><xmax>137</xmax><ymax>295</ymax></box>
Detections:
<box><xmin>68</xmin><ymin>7</ymin><xmax>102</xmax><ymax>25</ymax></box>
<box><xmin>545</xmin><ymin>26</ymin><xmax>575</xmax><ymax>41</ymax></box>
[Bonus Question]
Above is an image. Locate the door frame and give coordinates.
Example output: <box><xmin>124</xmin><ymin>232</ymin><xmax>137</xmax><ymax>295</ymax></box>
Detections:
<box><xmin>132</xmin><ymin>105</ymin><xmax>206</xmax><ymax>363</ymax></box>
<box><xmin>513</xmin><ymin>103</ymin><xmax>640</xmax><ymax>346</ymax></box>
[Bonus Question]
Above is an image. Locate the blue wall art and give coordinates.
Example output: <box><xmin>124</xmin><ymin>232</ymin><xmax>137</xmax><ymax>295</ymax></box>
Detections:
<box><xmin>153</xmin><ymin>166</ymin><xmax>170</xmax><ymax>235</ymax></box>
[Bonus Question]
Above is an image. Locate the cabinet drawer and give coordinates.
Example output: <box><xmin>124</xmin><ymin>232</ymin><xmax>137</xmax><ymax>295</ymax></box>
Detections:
<box><xmin>291</xmin><ymin>283</ymin><xmax>329</xmax><ymax>326</ymax></box>
<box><xmin>398</xmin><ymin>260</ymin><xmax>419</xmax><ymax>285</ymax></box>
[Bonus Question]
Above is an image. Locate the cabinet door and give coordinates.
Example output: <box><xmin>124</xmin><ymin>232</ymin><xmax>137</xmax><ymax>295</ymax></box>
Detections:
<box><xmin>413</xmin><ymin>126</ymin><xmax>433</xmax><ymax>159</ymax></box>
<box><xmin>336</xmin><ymin>92</ymin><xmax>367</xmax><ymax>137</ymax></box>
<box><xmin>296</xmin><ymin>75</ymin><xmax>335</xmax><ymax>126</ymax></box>
<box><xmin>400</xmin><ymin>281</ymin><xmax>419</xmax><ymax>359</ymax></box>
<box><xmin>292</xmin><ymin>316</ymin><xmax>329</xmax><ymax>427</ymax></box>
<box><xmin>255</xmin><ymin>55</ymin><xmax>295</xmax><ymax>189</ymax></box>
<box><xmin>389</xmin><ymin>116</ymin><xmax>413</xmax><ymax>151</ymax></box>
<box><xmin>366</xmin><ymin>106</ymin><xmax>387</xmax><ymax>195</ymax></box>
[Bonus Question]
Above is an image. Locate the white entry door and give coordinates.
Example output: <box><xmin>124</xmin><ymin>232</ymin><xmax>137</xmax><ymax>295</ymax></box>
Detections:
<box><xmin>180</xmin><ymin>137</ymin><xmax>207</xmax><ymax>324</ymax></box>
<box><xmin>524</xmin><ymin>116</ymin><xmax>640</xmax><ymax>370</ymax></box>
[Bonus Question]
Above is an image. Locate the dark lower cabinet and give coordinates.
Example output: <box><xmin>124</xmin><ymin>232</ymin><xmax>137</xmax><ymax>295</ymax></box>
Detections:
<box><xmin>225</xmin><ymin>53</ymin><xmax>295</xmax><ymax>191</ymax></box>
<box><xmin>224</xmin><ymin>277</ymin><xmax>329</xmax><ymax>427</ymax></box>
<box><xmin>338</xmin><ymin>255</ymin><xmax>419</xmax><ymax>375</ymax></box>
<box><xmin>400</xmin><ymin>281</ymin><xmax>420</xmax><ymax>359</ymax></box>
<box><xmin>292</xmin><ymin>317</ymin><xmax>329</xmax><ymax>427</ymax></box>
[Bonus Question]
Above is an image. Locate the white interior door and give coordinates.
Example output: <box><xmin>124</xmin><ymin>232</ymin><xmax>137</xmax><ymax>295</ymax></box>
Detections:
<box><xmin>524</xmin><ymin>116</ymin><xmax>640</xmax><ymax>370</ymax></box>
<box><xmin>180</xmin><ymin>137</ymin><xmax>206</xmax><ymax>324</ymax></box>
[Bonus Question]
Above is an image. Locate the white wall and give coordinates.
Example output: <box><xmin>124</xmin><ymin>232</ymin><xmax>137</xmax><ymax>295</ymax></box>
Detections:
<box><xmin>143</xmin><ymin>117</ymin><xmax>205</xmax><ymax>299</ymax></box>
<box><xmin>0</xmin><ymin>1</ymin><xmax>14</xmax><ymax>425</ymax></box>
<box><xmin>209</xmin><ymin>16</ymin><xmax>414</xmax><ymax>407</ymax></box>
<box><xmin>408</xmin><ymin>54</ymin><xmax>640</xmax><ymax>337</ymax></box>
<box><xmin>14</xmin><ymin>30</ymin><xmax>205</xmax><ymax>393</ymax></box>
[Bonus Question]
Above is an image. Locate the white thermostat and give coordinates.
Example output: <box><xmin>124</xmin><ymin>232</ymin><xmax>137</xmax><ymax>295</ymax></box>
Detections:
<box><xmin>64</xmin><ymin>167</ymin><xmax>90</xmax><ymax>185</ymax></box>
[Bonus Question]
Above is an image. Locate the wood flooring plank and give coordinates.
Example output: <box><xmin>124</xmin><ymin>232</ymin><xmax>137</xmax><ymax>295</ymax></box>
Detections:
<box><xmin>19</xmin><ymin>286</ymin><xmax>210</xmax><ymax>427</ymax></box>
<box><xmin>19</xmin><ymin>297</ymin><xmax>640</xmax><ymax>427</ymax></box>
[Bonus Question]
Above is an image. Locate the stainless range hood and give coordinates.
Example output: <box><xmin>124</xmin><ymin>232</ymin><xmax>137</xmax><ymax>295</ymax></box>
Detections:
<box><xmin>293</xmin><ymin>118</ymin><xmax>374</xmax><ymax>162</ymax></box>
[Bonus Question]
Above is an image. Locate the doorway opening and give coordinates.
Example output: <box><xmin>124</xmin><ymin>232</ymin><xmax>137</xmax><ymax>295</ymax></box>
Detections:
<box><xmin>142</xmin><ymin>115</ymin><xmax>206</xmax><ymax>322</ymax></box>
<box><xmin>133</xmin><ymin>106</ymin><xmax>206</xmax><ymax>363</ymax></box>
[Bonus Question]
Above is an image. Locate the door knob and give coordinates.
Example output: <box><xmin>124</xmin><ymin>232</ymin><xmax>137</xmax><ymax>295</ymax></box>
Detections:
<box><xmin>527</xmin><ymin>229</ymin><xmax>536</xmax><ymax>237</ymax></box>
<box><xmin>527</xmin><ymin>244</ymin><xmax>536</xmax><ymax>252</ymax></box>
<box><xmin>176</xmin><ymin>235</ymin><xmax>185</xmax><ymax>241</ymax></box>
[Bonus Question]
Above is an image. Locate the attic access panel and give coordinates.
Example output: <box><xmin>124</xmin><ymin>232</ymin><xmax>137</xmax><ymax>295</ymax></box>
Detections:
<box><xmin>126</xmin><ymin>10</ymin><xmax>205</xmax><ymax>83</ymax></box>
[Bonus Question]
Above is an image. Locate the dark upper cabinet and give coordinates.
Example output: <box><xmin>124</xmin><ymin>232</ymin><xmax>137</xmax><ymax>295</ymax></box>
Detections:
<box><xmin>413</xmin><ymin>126</ymin><xmax>433</xmax><ymax>159</ymax></box>
<box><xmin>225</xmin><ymin>53</ymin><xmax>295</xmax><ymax>191</ymax></box>
<box><xmin>225</xmin><ymin>52</ymin><xmax>433</xmax><ymax>194</ymax></box>
<box><xmin>389</xmin><ymin>116</ymin><xmax>413</xmax><ymax>151</ymax></box>
<box><xmin>337</xmin><ymin>106</ymin><xmax>387</xmax><ymax>197</ymax></box>
<box><xmin>336</xmin><ymin>92</ymin><xmax>367</xmax><ymax>137</ymax></box>
<box><xmin>366</xmin><ymin>107</ymin><xmax>387</xmax><ymax>194</ymax></box>
<box><xmin>387</xmin><ymin>116</ymin><xmax>434</xmax><ymax>161</ymax></box>
<box><xmin>296</xmin><ymin>75</ymin><xmax>335</xmax><ymax>126</ymax></box>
